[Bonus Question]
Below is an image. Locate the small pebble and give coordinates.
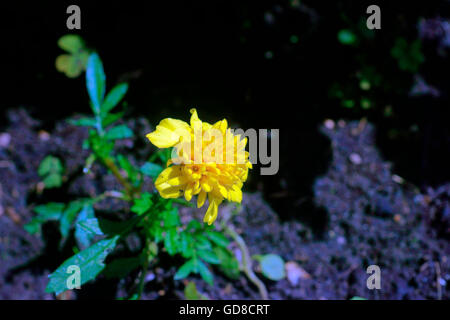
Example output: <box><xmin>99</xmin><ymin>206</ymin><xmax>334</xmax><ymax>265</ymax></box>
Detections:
<box><xmin>0</xmin><ymin>133</ymin><xmax>11</xmax><ymax>147</ymax></box>
<box><xmin>349</xmin><ymin>153</ymin><xmax>362</xmax><ymax>165</ymax></box>
<box><xmin>38</xmin><ymin>130</ymin><xmax>51</xmax><ymax>141</ymax></box>
<box><xmin>324</xmin><ymin>119</ymin><xmax>335</xmax><ymax>130</ymax></box>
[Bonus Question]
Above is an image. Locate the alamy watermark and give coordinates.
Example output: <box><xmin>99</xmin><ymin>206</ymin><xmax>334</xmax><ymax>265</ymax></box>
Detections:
<box><xmin>168</xmin><ymin>127</ymin><xmax>279</xmax><ymax>176</ymax></box>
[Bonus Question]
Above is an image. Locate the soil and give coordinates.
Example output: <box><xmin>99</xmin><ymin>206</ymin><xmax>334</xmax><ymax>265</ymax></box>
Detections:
<box><xmin>0</xmin><ymin>109</ymin><xmax>448</xmax><ymax>300</ymax></box>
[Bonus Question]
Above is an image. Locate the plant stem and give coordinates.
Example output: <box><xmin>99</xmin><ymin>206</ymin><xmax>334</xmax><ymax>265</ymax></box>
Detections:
<box><xmin>137</xmin><ymin>230</ymin><xmax>151</xmax><ymax>300</ymax></box>
<box><xmin>103</xmin><ymin>157</ymin><xmax>135</xmax><ymax>198</ymax></box>
<box><xmin>224</xmin><ymin>224</ymin><xmax>269</xmax><ymax>300</ymax></box>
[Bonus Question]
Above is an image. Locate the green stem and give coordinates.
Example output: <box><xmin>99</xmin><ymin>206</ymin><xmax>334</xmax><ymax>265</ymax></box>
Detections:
<box><xmin>224</xmin><ymin>224</ymin><xmax>269</xmax><ymax>300</ymax></box>
<box><xmin>103</xmin><ymin>157</ymin><xmax>135</xmax><ymax>198</ymax></box>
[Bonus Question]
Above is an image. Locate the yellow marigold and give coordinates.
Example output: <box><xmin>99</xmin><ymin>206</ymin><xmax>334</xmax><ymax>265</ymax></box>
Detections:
<box><xmin>146</xmin><ymin>109</ymin><xmax>252</xmax><ymax>224</ymax></box>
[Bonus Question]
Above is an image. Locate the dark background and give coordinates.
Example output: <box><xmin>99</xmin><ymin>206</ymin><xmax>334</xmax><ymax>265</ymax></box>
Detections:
<box><xmin>2</xmin><ymin>0</ymin><xmax>449</xmax><ymax>221</ymax></box>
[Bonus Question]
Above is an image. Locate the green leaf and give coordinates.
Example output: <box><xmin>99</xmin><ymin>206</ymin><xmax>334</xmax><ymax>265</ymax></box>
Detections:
<box><xmin>86</xmin><ymin>53</ymin><xmax>106</xmax><ymax>113</ymax></box>
<box><xmin>206</xmin><ymin>231</ymin><xmax>230</xmax><ymax>248</ymax></box>
<box><xmin>194</xmin><ymin>235</ymin><xmax>212</xmax><ymax>250</ymax></box>
<box><xmin>46</xmin><ymin>236</ymin><xmax>119</xmax><ymax>295</ymax></box>
<box><xmin>180</xmin><ymin>232</ymin><xmax>194</xmax><ymax>258</ymax></box>
<box><xmin>102</xmin><ymin>112</ymin><xmax>124</xmax><ymax>127</ymax></box>
<box><xmin>97</xmin><ymin>216</ymin><xmax>142</xmax><ymax>235</ymax></box>
<box><xmin>75</xmin><ymin>204</ymin><xmax>96</xmax><ymax>249</ymax></box>
<box><xmin>117</xmin><ymin>155</ymin><xmax>138</xmax><ymax>183</ymax></box>
<box><xmin>197</xmin><ymin>249</ymin><xmax>220</xmax><ymax>265</ymax></box>
<box><xmin>103</xmin><ymin>256</ymin><xmax>143</xmax><ymax>279</ymax></box>
<box><xmin>101</xmin><ymin>83</ymin><xmax>128</xmax><ymax>114</ymax></box>
<box><xmin>214</xmin><ymin>247</ymin><xmax>240</xmax><ymax>279</ymax></box>
<box><xmin>60</xmin><ymin>201</ymin><xmax>83</xmax><ymax>238</ymax></box>
<box><xmin>163</xmin><ymin>207</ymin><xmax>180</xmax><ymax>228</ymax></box>
<box><xmin>174</xmin><ymin>259</ymin><xmax>196</xmax><ymax>280</ymax></box>
<box><xmin>58</xmin><ymin>34</ymin><xmax>85</xmax><ymax>53</ymax></box>
<box><xmin>350</xmin><ymin>296</ymin><xmax>367</xmax><ymax>300</ymax></box>
<box><xmin>24</xmin><ymin>219</ymin><xmax>43</xmax><ymax>235</ymax></box>
<box><xmin>164</xmin><ymin>228</ymin><xmax>179</xmax><ymax>255</ymax></box>
<box><xmin>186</xmin><ymin>220</ymin><xmax>202</xmax><ymax>231</ymax></box>
<box><xmin>27</xmin><ymin>201</ymin><xmax>66</xmax><ymax>235</ymax></box>
<box><xmin>38</xmin><ymin>156</ymin><xmax>64</xmax><ymax>188</ymax></box>
<box><xmin>105</xmin><ymin>124</ymin><xmax>133</xmax><ymax>140</ymax></box>
<box><xmin>338</xmin><ymin>29</ymin><xmax>357</xmax><ymax>45</ymax></box>
<box><xmin>69</xmin><ymin>117</ymin><xmax>97</xmax><ymax>127</ymax></box>
<box><xmin>184</xmin><ymin>281</ymin><xmax>208</xmax><ymax>300</ymax></box>
<box><xmin>34</xmin><ymin>203</ymin><xmax>65</xmax><ymax>220</ymax></box>
<box><xmin>42</xmin><ymin>174</ymin><xmax>62</xmax><ymax>189</ymax></box>
<box><xmin>140</xmin><ymin>162</ymin><xmax>163</xmax><ymax>179</ymax></box>
<box><xmin>77</xmin><ymin>218</ymin><xmax>104</xmax><ymax>236</ymax></box>
<box><xmin>259</xmin><ymin>254</ymin><xmax>286</xmax><ymax>281</ymax></box>
<box><xmin>131</xmin><ymin>192</ymin><xmax>153</xmax><ymax>215</ymax></box>
<box><xmin>197</xmin><ymin>260</ymin><xmax>214</xmax><ymax>285</ymax></box>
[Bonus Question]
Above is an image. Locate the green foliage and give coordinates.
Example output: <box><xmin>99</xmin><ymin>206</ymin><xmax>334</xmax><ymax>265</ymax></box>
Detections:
<box><xmin>55</xmin><ymin>35</ymin><xmax>90</xmax><ymax>78</ymax></box>
<box><xmin>338</xmin><ymin>29</ymin><xmax>357</xmax><ymax>45</ymax></box>
<box><xmin>184</xmin><ymin>281</ymin><xmax>208</xmax><ymax>300</ymax></box>
<box><xmin>391</xmin><ymin>38</ymin><xmax>425</xmax><ymax>73</ymax></box>
<box><xmin>46</xmin><ymin>236</ymin><xmax>119</xmax><ymax>295</ymax></box>
<box><xmin>38</xmin><ymin>156</ymin><xmax>64</xmax><ymax>188</ymax></box>
<box><xmin>256</xmin><ymin>254</ymin><xmax>286</xmax><ymax>281</ymax></box>
<box><xmin>140</xmin><ymin>162</ymin><xmax>164</xmax><ymax>179</ymax></box>
<box><xmin>350</xmin><ymin>296</ymin><xmax>367</xmax><ymax>300</ymax></box>
<box><xmin>32</xmin><ymin>51</ymin><xmax>248</xmax><ymax>298</ymax></box>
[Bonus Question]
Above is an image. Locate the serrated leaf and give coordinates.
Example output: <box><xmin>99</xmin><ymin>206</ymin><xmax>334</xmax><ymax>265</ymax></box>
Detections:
<box><xmin>101</xmin><ymin>83</ymin><xmax>128</xmax><ymax>114</ymax></box>
<box><xmin>174</xmin><ymin>259</ymin><xmax>196</xmax><ymax>280</ymax></box>
<box><xmin>140</xmin><ymin>162</ymin><xmax>163</xmax><ymax>179</ymax></box>
<box><xmin>260</xmin><ymin>254</ymin><xmax>285</xmax><ymax>281</ymax></box>
<box><xmin>131</xmin><ymin>193</ymin><xmax>153</xmax><ymax>215</ymax></box>
<box><xmin>86</xmin><ymin>53</ymin><xmax>106</xmax><ymax>113</ymax></box>
<box><xmin>46</xmin><ymin>236</ymin><xmax>119</xmax><ymax>295</ymax></box>
<box><xmin>105</xmin><ymin>124</ymin><xmax>133</xmax><ymax>140</ymax></box>
<box><xmin>197</xmin><ymin>260</ymin><xmax>213</xmax><ymax>285</ymax></box>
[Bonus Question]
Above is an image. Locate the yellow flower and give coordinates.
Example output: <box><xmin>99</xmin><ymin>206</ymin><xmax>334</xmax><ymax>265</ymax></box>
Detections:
<box><xmin>146</xmin><ymin>109</ymin><xmax>252</xmax><ymax>225</ymax></box>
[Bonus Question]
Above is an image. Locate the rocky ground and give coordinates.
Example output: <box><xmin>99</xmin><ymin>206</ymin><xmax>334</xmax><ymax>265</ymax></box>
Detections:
<box><xmin>0</xmin><ymin>110</ymin><xmax>448</xmax><ymax>299</ymax></box>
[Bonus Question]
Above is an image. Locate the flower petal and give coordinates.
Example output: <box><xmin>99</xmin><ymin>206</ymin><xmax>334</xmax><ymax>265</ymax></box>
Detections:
<box><xmin>146</xmin><ymin>118</ymin><xmax>191</xmax><ymax>148</ymax></box>
<box><xmin>197</xmin><ymin>190</ymin><xmax>207</xmax><ymax>208</ymax></box>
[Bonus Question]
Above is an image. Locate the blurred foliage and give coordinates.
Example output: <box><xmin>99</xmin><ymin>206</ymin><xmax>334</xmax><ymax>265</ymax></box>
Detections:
<box><xmin>391</xmin><ymin>38</ymin><xmax>425</xmax><ymax>73</ymax></box>
<box><xmin>38</xmin><ymin>155</ymin><xmax>64</xmax><ymax>188</ymax></box>
<box><xmin>55</xmin><ymin>35</ymin><xmax>90</xmax><ymax>78</ymax></box>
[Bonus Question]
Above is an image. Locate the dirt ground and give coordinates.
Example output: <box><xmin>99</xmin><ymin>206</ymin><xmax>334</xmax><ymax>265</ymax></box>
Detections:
<box><xmin>0</xmin><ymin>109</ymin><xmax>448</xmax><ymax>299</ymax></box>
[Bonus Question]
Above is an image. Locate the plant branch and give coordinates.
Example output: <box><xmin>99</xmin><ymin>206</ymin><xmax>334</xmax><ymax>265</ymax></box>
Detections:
<box><xmin>103</xmin><ymin>157</ymin><xmax>135</xmax><ymax>198</ymax></box>
<box><xmin>224</xmin><ymin>224</ymin><xmax>269</xmax><ymax>300</ymax></box>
